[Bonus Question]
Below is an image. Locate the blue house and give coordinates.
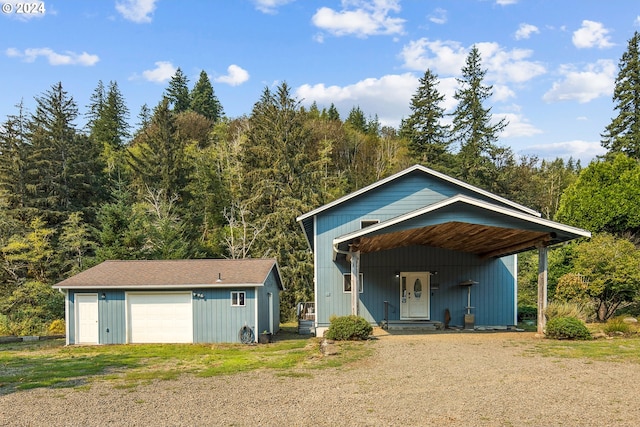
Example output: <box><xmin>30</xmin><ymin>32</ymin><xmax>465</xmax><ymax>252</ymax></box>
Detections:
<box><xmin>53</xmin><ymin>259</ymin><xmax>283</xmax><ymax>344</ymax></box>
<box><xmin>297</xmin><ymin>165</ymin><xmax>590</xmax><ymax>335</ymax></box>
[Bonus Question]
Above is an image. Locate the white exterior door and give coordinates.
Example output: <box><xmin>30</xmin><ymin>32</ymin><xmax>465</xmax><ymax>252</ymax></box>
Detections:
<box><xmin>76</xmin><ymin>294</ymin><xmax>99</xmax><ymax>344</ymax></box>
<box><xmin>127</xmin><ymin>292</ymin><xmax>193</xmax><ymax>343</ymax></box>
<box><xmin>400</xmin><ymin>272</ymin><xmax>430</xmax><ymax>319</ymax></box>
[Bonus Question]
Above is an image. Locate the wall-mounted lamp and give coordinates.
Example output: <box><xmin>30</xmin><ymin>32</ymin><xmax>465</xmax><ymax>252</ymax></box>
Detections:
<box><xmin>395</xmin><ymin>271</ymin><xmax>400</xmax><ymax>278</ymax></box>
<box><xmin>101</xmin><ymin>292</ymin><xmax>106</xmax><ymax>299</ymax></box>
<box><xmin>430</xmin><ymin>270</ymin><xmax>438</xmax><ymax>275</ymax></box>
<box><xmin>193</xmin><ymin>292</ymin><xmax>205</xmax><ymax>299</ymax></box>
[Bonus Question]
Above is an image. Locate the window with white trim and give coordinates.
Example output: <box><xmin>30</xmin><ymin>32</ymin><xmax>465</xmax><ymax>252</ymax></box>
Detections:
<box><xmin>231</xmin><ymin>291</ymin><xmax>245</xmax><ymax>306</ymax></box>
<box><xmin>343</xmin><ymin>273</ymin><xmax>364</xmax><ymax>293</ymax></box>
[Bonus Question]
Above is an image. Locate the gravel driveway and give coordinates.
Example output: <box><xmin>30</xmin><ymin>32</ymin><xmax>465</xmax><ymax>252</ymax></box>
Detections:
<box><xmin>2</xmin><ymin>330</ymin><xmax>639</xmax><ymax>426</ymax></box>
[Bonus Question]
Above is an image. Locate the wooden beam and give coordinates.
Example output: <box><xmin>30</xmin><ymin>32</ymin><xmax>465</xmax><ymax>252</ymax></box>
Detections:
<box><xmin>481</xmin><ymin>234</ymin><xmax>551</xmax><ymax>259</ymax></box>
<box><xmin>351</xmin><ymin>251</ymin><xmax>360</xmax><ymax>316</ymax></box>
<box><xmin>537</xmin><ymin>244</ymin><xmax>548</xmax><ymax>335</ymax></box>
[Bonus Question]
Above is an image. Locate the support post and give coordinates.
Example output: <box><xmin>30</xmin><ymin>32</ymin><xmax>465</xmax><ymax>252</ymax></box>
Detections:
<box><xmin>351</xmin><ymin>250</ymin><xmax>360</xmax><ymax>316</ymax></box>
<box><xmin>537</xmin><ymin>244</ymin><xmax>548</xmax><ymax>335</ymax></box>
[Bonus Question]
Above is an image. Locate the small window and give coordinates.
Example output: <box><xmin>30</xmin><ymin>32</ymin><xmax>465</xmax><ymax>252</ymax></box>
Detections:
<box><xmin>231</xmin><ymin>291</ymin><xmax>245</xmax><ymax>306</ymax></box>
<box><xmin>361</xmin><ymin>220</ymin><xmax>379</xmax><ymax>229</ymax></box>
<box><xmin>343</xmin><ymin>273</ymin><xmax>364</xmax><ymax>293</ymax></box>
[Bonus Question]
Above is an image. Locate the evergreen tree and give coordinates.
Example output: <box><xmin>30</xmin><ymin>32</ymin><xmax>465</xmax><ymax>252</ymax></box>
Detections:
<box><xmin>450</xmin><ymin>46</ymin><xmax>508</xmax><ymax>187</ymax></box>
<box><xmin>165</xmin><ymin>68</ymin><xmax>190</xmax><ymax>113</ymax></box>
<box><xmin>601</xmin><ymin>31</ymin><xmax>640</xmax><ymax>159</ymax></box>
<box><xmin>27</xmin><ymin>82</ymin><xmax>105</xmax><ymax>225</ymax></box>
<box><xmin>128</xmin><ymin>98</ymin><xmax>186</xmax><ymax>199</ymax></box>
<box><xmin>400</xmin><ymin>69</ymin><xmax>451</xmax><ymax>167</ymax></box>
<box><xmin>86</xmin><ymin>81</ymin><xmax>131</xmax><ymax>173</ymax></box>
<box><xmin>190</xmin><ymin>70</ymin><xmax>223</xmax><ymax>122</ymax></box>
<box><xmin>345</xmin><ymin>106</ymin><xmax>367</xmax><ymax>133</ymax></box>
<box><xmin>326</xmin><ymin>103</ymin><xmax>341</xmax><ymax>121</ymax></box>
<box><xmin>0</xmin><ymin>101</ymin><xmax>31</xmax><ymax>221</ymax></box>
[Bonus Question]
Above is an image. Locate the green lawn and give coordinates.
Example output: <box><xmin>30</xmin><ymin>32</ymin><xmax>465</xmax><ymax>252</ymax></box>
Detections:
<box><xmin>0</xmin><ymin>327</ymin><xmax>372</xmax><ymax>395</ymax></box>
<box><xmin>529</xmin><ymin>337</ymin><xmax>640</xmax><ymax>363</ymax></box>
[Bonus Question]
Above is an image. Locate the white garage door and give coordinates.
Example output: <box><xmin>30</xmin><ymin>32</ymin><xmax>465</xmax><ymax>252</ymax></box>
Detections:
<box><xmin>127</xmin><ymin>292</ymin><xmax>193</xmax><ymax>343</ymax></box>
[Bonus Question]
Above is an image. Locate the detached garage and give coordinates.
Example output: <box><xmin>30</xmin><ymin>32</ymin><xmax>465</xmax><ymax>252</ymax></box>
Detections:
<box><xmin>53</xmin><ymin>259</ymin><xmax>284</xmax><ymax>345</ymax></box>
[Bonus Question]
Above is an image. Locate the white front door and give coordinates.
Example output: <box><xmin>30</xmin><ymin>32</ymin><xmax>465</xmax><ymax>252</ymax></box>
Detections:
<box><xmin>400</xmin><ymin>272</ymin><xmax>430</xmax><ymax>319</ymax></box>
<box><xmin>76</xmin><ymin>294</ymin><xmax>99</xmax><ymax>344</ymax></box>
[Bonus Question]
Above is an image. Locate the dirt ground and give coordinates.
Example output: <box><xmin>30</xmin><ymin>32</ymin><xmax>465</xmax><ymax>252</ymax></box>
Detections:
<box><xmin>1</xmin><ymin>330</ymin><xmax>639</xmax><ymax>426</ymax></box>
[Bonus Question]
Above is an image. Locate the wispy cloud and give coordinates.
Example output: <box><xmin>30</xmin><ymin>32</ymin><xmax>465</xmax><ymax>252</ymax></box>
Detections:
<box><xmin>312</xmin><ymin>0</ymin><xmax>405</xmax><ymax>39</ymax></box>
<box><xmin>572</xmin><ymin>20</ymin><xmax>614</xmax><ymax>49</ymax></box>
<box><xmin>115</xmin><ymin>0</ymin><xmax>158</xmax><ymax>23</ymax></box>
<box><xmin>135</xmin><ymin>61</ymin><xmax>176</xmax><ymax>83</ymax></box>
<box><xmin>252</xmin><ymin>0</ymin><xmax>295</xmax><ymax>14</ymax></box>
<box><xmin>214</xmin><ymin>65</ymin><xmax>250</xmax><ymax>86</ymax></box>
<box><xmin>514</xmin><ymin>23</ymin><xmax>539</xmax><ymax>40</ymax></box>
<box><xmin>6</xmin><ymin>47</ymin><xmax>99</xmax><ymax>66</ymax></box>
<box><xmin>428</xmin><ymin>8</ymin><xmax>447</xmax><ymax>25</ymax></box>
<box><xmin>543</xmin><ymin>59</ymin><xmax>615</xmax><ymax>103</ymax></box>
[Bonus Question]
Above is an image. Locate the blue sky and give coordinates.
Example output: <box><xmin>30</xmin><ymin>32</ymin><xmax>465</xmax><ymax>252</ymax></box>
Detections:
<box><xmin>2</xmin><ymin>0</ymin><xmax>639</xmax><ymax>164</ymax></box>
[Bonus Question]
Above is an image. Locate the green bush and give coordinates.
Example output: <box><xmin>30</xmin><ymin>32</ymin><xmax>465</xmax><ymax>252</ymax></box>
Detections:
<box><xmin>545</xmin><ymin>316</ymin><xmax>592</xmax><ymax>340</ymax></box>
<box><xmin>517</xmin><ymin>305</ymin><xmax>537</xmax><ymax>322</ymax></box>
<box><xmin>603</xmin><ymin>316</ymin><xmax>631</xmax><ymax>336</ymax></box>
<box><xmin>545</xmin><ymin>301</ymin><xmax>588</xmax><ymax>322</ymax></box>
<box><xmin>48</xmin><ymin>319</ymin><xmax>66</xmax><ymax>335</ymax></box>
<box><xmin>325</xmin><ymin>315</ymin><xmax>372</xmax><ymax>340</ymax></box>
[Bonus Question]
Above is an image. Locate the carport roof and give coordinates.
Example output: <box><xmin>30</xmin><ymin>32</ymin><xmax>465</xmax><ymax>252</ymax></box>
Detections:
<box><xmin>53</xmin><ymin>258</ymin><xmax>284</xmax><ymax>290</ymax></box>
<box><xmin>333</xmin><ymin>195</ymin><xmax>591</xmax><ymax>259</ymax></box>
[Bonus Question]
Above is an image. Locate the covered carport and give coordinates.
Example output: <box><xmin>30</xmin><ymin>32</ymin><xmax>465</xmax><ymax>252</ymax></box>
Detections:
<box><xmin>332</xmin><ymin>194</ymin><xmax>592</xmax><ymax>333</ymax></box>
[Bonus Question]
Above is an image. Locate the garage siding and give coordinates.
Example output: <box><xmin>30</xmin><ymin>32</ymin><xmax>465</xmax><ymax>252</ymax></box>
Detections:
<box><xmin>193</xmin><ymin>288</ymin><xmax>256</xmax><ymax>343</ymax></box>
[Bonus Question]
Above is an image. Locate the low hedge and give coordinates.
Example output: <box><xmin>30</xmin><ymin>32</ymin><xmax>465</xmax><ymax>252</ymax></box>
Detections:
<box><xmin>326</xmin><ymin>315</ymin><xmax>372</xmax><ymax>340</ymax></box>
<box><xmin>545</xmin><ymin>316</ymin><xmax>591</xmax><ymax>340</ymax></box>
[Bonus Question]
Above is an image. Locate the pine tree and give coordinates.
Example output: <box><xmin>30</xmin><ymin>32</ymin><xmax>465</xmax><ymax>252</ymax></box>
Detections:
<box><xmin>128</xmin><ymin>98</ymin><xmax>186</xmax><ymax>199</ymax></box>
<box><xmin>0</xmin><ymin>101</ymin><xmax>31</xmax><ymax>220</ymax></box>
<box><xmin>190</xmin><ymin>70</ymin><xmax>223</xmax><ymax>122</ymax></box>
<box><xmin>165</xmin><ymin>68</ymin><xmax>190</xmax><ymax>113</ymax></box>
<box><xmin>450</xmin><ymin>46</ymin><xmax>508</xmax><ymax>188</ymax></box>
<box><xmin>86</xmin><ymin>81</ymin><xmax>131</xmax><ymax>173</ymax></box>
<box><xmin>601</xmin><ymin>31</ymin><xmax>640</xmax><ymax>159</ymax></box>
<box><xmin>400</xmin><ymin>69</ymin><xmax>451</xmax><ymax>167</ymax></box>
<box><xmin>27</xmin><ymin>82</ymin><xmax>105</xmax><ymax>225</ymax></box>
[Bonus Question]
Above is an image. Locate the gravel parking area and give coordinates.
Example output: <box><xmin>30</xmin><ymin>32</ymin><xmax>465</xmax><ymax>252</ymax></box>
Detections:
<box><xmin>2</xmin><ymin>330</ymin><xmax>639</xmax><ymax>426</ymax></box>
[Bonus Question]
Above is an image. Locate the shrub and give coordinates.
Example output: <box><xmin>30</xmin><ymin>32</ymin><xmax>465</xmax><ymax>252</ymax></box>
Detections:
<box><xmin>48</xmin><ymin>319</ymin><xmax>66</xmax><ymax>335</ymax></box>
<box><xmin>325</xmin><ymin>315</ymin><xmax>372</xmax><ymax>341</ymax></box>
<box><xmin>603</xmin><ymin>316</ymin><xmax>631</xmax><ymax>336</ymax></box>
<box><xmin>517</xmin><ymin>305</ymin><xmax>537</xmax><ymax>322</ymax></box>
<box><xmin>545</xmin><ymin>316</ymin><xmax>592</xmax><ymax>340</ymax></box>
<box><xmin>545</xmin><ymin>301</ymin><xmax>588</xmax><ymax>322</ymax></box>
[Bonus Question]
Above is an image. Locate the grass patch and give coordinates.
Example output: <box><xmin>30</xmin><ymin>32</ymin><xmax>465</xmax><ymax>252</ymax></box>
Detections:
<box><xmin>529</xmin><ymin>337</ymin><xmax>640</xmax><ymax>363</ymax></box>
<box><xmin>0</xmin><ymin>329</ymin><xmax>372</xmax><ymax>395</ymax></box>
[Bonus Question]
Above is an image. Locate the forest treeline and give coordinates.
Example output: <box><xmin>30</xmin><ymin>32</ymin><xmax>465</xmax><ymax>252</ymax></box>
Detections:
<box><xmin>2</xmin><ymin>34</ymin><xmax>640</xmax><ymax>334</ymax></box>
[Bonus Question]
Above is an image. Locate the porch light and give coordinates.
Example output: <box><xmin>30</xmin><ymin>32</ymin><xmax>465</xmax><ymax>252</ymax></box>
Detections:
<box><xmin>101</xmin><ymin>293</ymin><xmax>106</xmax><ymax>299</ymax></box>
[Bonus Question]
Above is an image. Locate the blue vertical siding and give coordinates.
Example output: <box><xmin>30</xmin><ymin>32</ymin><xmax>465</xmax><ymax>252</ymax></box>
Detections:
<box><xmin>313</xmin><ymin>171</ymin><xmax>519</xmax><ymax>330</ymax></box>
<box><xmin>99</xmin><ymin>291</ymin><xmax>126</xmax><ymax>344</ymax></box>
<box><xmin>193</xmin><ymin>288</ymin><xmax>256</xmax><ymax>343</ymax></box>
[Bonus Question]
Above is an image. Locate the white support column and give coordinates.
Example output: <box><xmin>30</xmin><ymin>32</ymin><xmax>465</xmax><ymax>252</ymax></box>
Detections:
<box><xmin>351</xmin><ymin>250</ymin><xmax>360</xmax><ymax>316</ymax></box>
<box><xmin>537</xmin><ymin>244</ymin><xmax>548</xmax><ymax>335</ymax></box>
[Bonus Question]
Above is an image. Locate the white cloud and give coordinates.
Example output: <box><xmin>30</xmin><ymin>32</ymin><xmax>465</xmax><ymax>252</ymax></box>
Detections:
<box><xmin>515</xmin><ymin>23</ymin><xmax>539</xmax><ymax>40</ymax></box>
<box><xmin>495</xmin><ymin>112</ymin><xmax>542</xmax><ymax>138</ymax></box>
<box><xmin>115</xmin><ymin>0</ymin><xmax>157</xmax><ymax>23</ymax></box>
<box><xmin>635</xmin><ymin>16</ymin><xmax>640</xmax><ymax>27</ymax></box>
<box><xmin>428</xmin><ymin>8</ymin><xmax>447</xmax><ymax>25</ymax></box>
<box><xmin>252</xmin><ymin>0</ymin><xmax>295</xmax><ymax>14</ymax></box>
<box><xmin>311</xmin><ymin>0</ymin><xmax>405</xmax><ymax>38</ymax></box>
<box><xmin>400</xmin><ymin>39</ymin><xmax>467</xmax><ymax>75</ymax></box>
<box><xmin>140</xmin><ymin>61</ymin><xmax>176</xmax><ymax>83</ymax></box>
<box><xmin>476</xmin><ymin>42</ymin><xmax>546</xmax><ymax>84</ymax></box>
<box><xmin>296</xmin><ymin>73</ymin><xmax>418</xmax><ymax>128</ymax></box>
<box><xmin>543</xmin><ymin>59</ymin><xmax>615</xmax><ymax>103</ymax></box>
<box><xmin>572</xmin><ymin>20</ymin><xmax>614</xmax><ymax>49</ymax></box>
<box><xmin>401</xmin><ymin>39</ymin><xmax>545</xmax><ymax>85</ymax></box>
<box><xmin>496</xmin><ymin>0</ymin><xmax>518</xmax><ymax>5</ymax></box>
<box><xmin>524</xmin><ymin>139</ymin><xmax>606</xmax><ymax>164</ymax></box>
<box><xmin>6</xmin><ymin>47</ymin><xmax>99</xmax><ymax>66</ymax></box>
<box><xmin>214</xmin><ymin>65</ymin><xmax>250</xmax><ymax>86</ymax></box>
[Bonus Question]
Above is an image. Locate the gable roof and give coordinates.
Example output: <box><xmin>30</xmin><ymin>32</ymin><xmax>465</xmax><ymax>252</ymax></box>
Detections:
<box><xmin>53</xmin><ymin>259</ymin><xmax>284</xmax><ymax>290</ymax></box>
<box><xmin>297</xmin><ymin>164</ymin><xmax>540</xmax><ymax>223</ymax></box>
<box><xmin>333</xmin><ymin>194</ymin><xmax>591</xmax><ymax>259</ymax></box>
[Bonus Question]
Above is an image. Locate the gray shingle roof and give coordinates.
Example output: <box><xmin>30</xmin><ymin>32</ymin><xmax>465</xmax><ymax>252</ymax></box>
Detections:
<box><xmin>53</xmin><ymin>259</ymin><xmax>283</xmax><ymax>289</ymax></box>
